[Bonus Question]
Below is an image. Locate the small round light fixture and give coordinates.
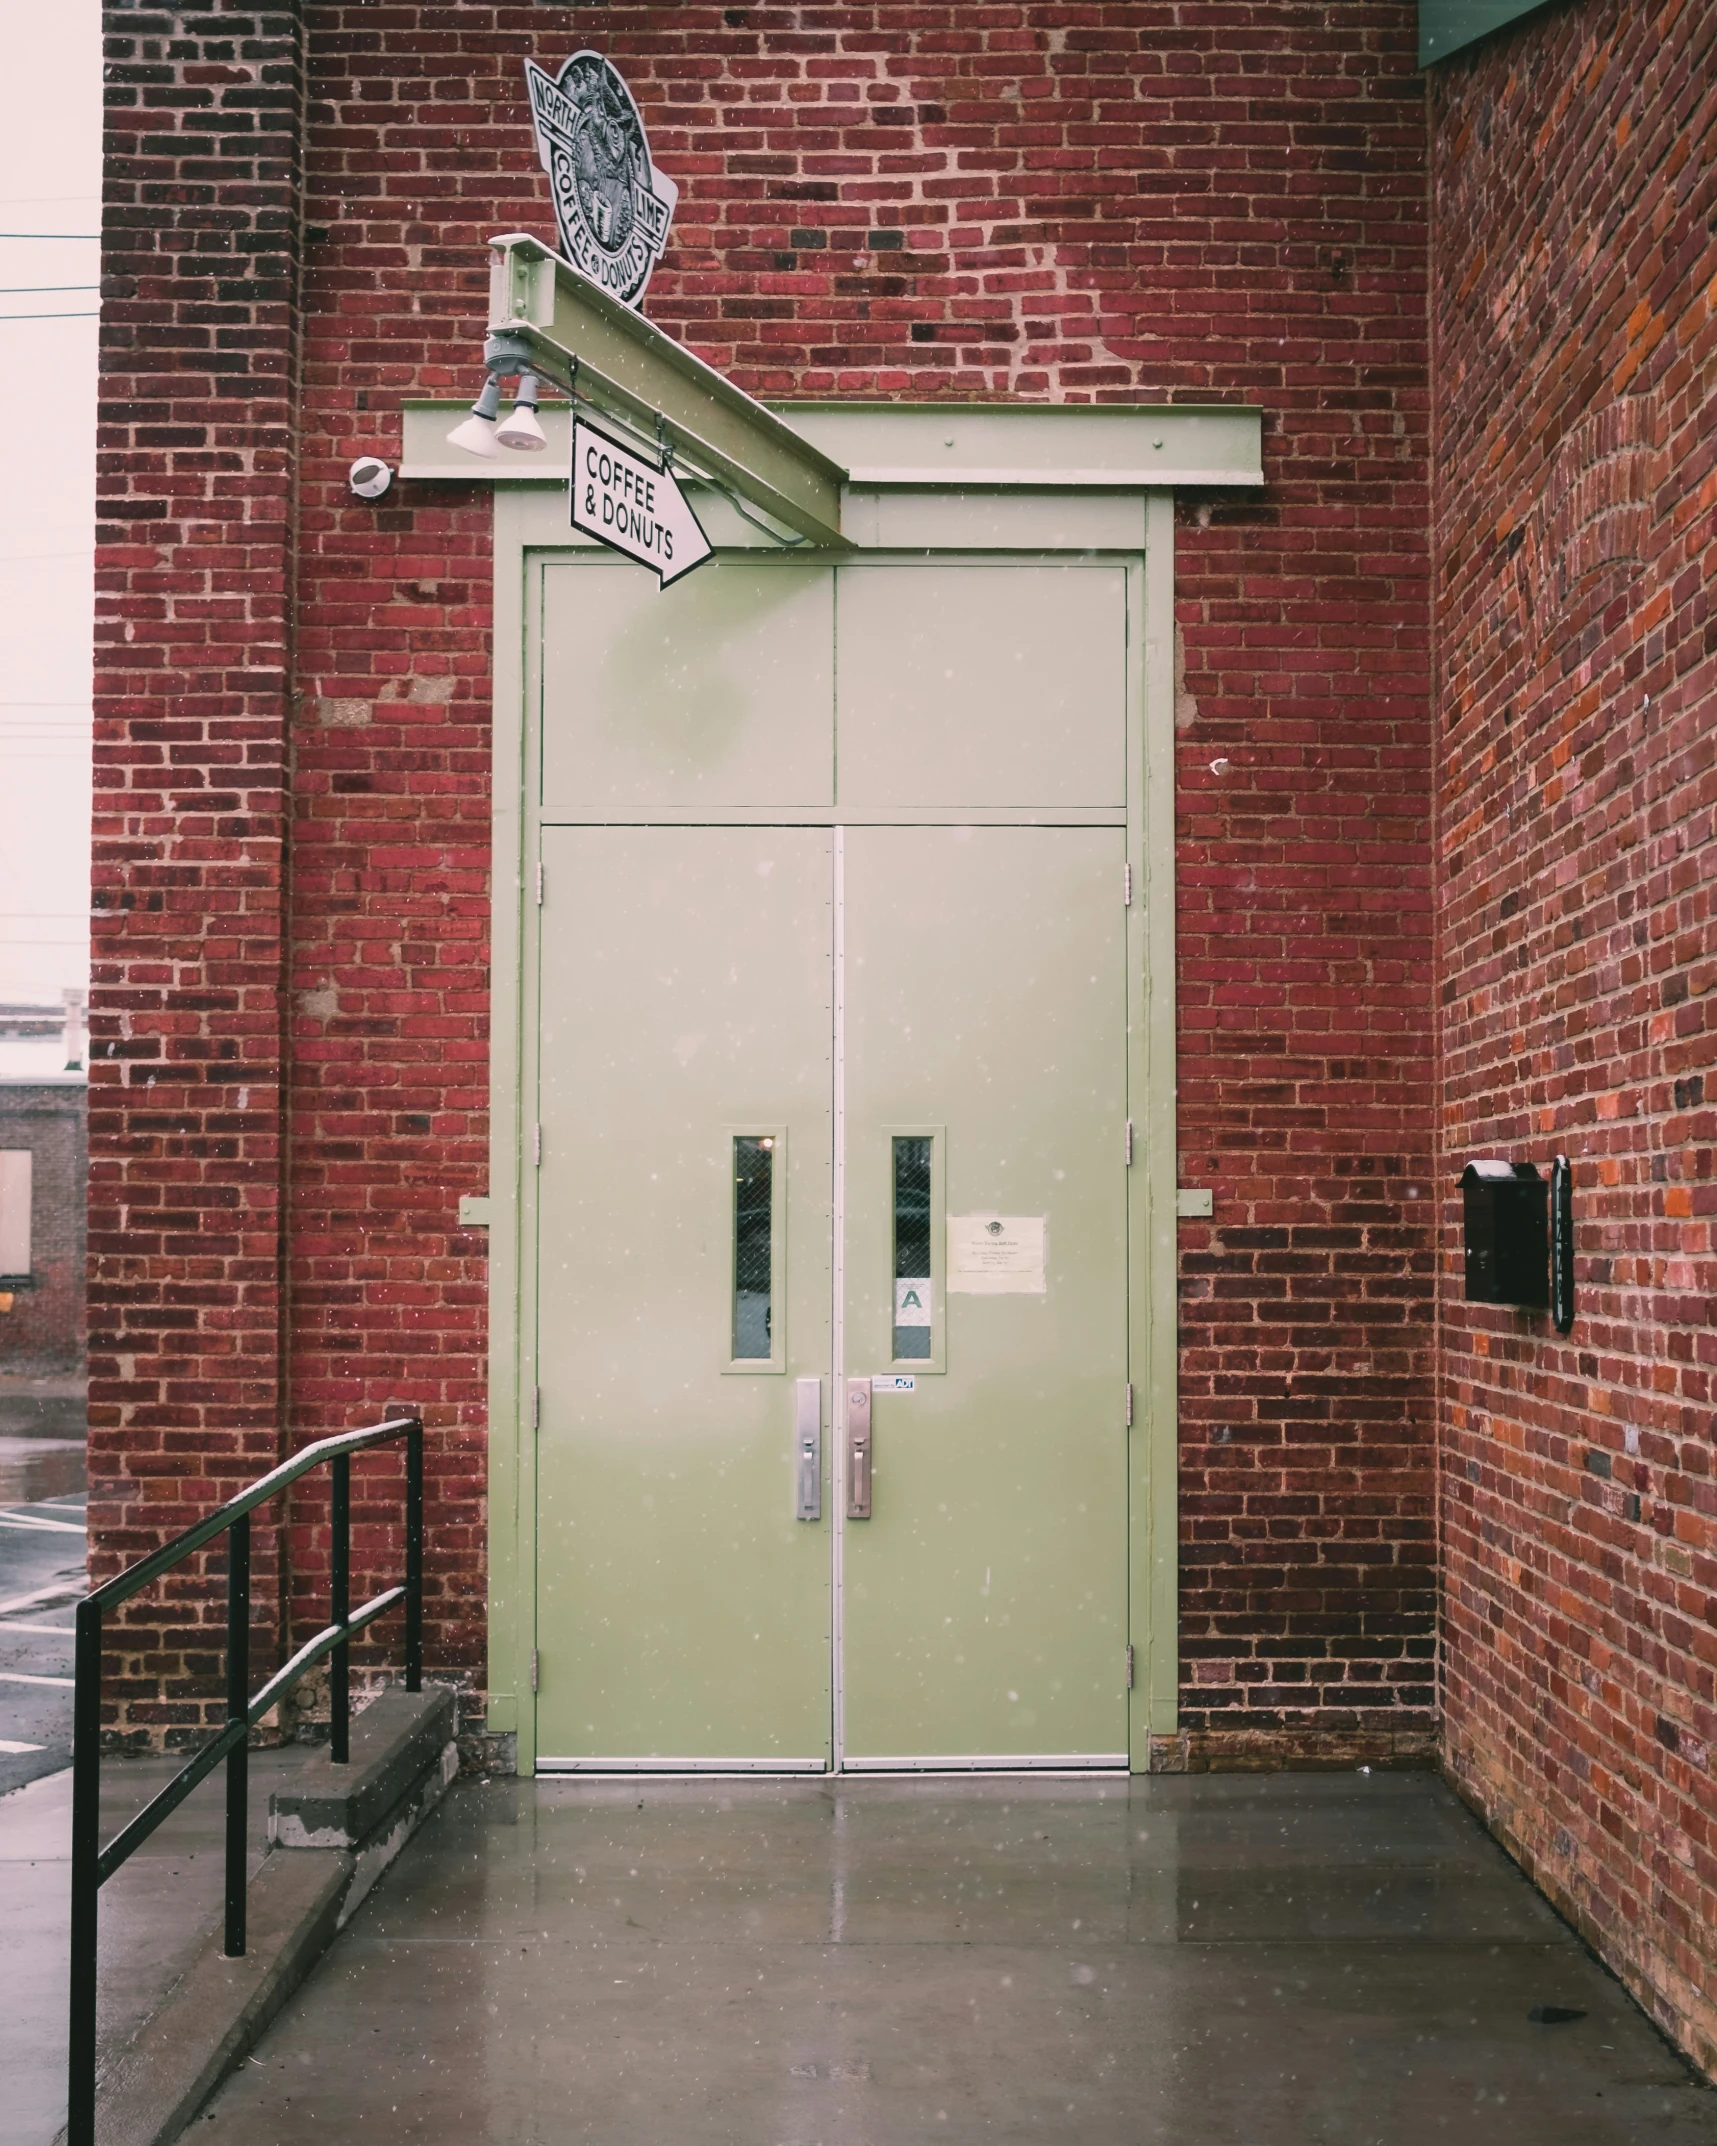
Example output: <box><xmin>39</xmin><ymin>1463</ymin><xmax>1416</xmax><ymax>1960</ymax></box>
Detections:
<box><xmin>348</xmin><ymin>455</ymin><xmax>393</xmax><ymax>500</ymax></box>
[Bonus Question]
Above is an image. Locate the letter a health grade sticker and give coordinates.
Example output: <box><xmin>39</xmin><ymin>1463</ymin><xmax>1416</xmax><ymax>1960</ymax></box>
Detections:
<box><xmin>572</xmin><ymin>418</ymin><xmax>713</xmax><ymax>588</ymax></box>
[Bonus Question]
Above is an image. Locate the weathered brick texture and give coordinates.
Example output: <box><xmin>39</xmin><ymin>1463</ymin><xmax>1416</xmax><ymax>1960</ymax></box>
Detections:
<box><xmin>1432</xmin><ymin>0</ymin><xmax>1717</xmax><ymax>2072</ymax></box>
<box><xmin>91</xmin><ymin>1</ymin><xmax>307</xmax><ymax>1745</ymax></box>
<box><xmin>95</xmin><ymin>3</ymin><xmax>1435</xmax><ymax>1754</ymax></box>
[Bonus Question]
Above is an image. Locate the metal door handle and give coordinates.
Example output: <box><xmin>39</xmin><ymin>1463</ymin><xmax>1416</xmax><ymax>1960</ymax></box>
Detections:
<box><xmin>846</xmin><ymin>1376</ymin><xmax>872</xmax><ymax>1520</ymax></box>
<box><xmin>794</xmin><ymin>1377</ymin><xmax>822</xmax><ymax>1521</ymax></box>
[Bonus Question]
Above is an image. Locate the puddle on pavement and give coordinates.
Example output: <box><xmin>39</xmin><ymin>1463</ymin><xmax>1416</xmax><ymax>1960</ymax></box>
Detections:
<box><xmin>0</xmin><ymin>1437</ymin><xmax>87</xmax><ymax>1503</ymax></box>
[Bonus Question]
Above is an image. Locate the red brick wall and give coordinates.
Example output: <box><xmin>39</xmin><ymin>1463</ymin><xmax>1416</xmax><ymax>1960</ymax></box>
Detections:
<box><xmin>1432</xmin><ymin>0</ymin><xmax>1717</xmax><ymax>2070</ymax></box>
<box><xmin>1158</xmin><ymin>16</ymin><xmax>1435</xmax><ymax>1756</ymax></box>
<box><xmin>91</xmin><ymin>2</ymin><xmax>306</xmax><ymax>1747</ymax></box>
<box><xmin>96</xmin><ymin>3</ymin><xmax>1436</xmax><ymax>1754</ymax></box>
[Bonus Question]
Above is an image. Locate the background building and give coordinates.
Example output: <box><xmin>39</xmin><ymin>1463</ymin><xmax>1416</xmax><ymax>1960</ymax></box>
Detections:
<box><xmin>0</xmin><ymin>997</ymin><xmax>88</xmax><ymax>1435</ymax></box>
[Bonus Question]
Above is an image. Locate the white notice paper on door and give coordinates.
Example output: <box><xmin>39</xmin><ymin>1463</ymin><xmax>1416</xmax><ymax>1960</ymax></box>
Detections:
<box><xmin>947</xmin><ymin>1215</ymin><xmax>1046</xmax><ymax>1294</ymax></box>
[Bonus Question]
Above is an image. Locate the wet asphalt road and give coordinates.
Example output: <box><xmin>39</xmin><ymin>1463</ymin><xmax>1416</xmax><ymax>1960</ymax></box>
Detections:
<box><xmin>0</xmin><ymin>1439</ymin><xmax>86</xmax><ymax>1795</ymax></box>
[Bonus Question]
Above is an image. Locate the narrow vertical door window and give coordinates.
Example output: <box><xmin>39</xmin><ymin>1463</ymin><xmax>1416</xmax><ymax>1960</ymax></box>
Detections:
<box><xmin>732</xmin><ymin>1136</ymin><xmax>775</xmax><ymax>1360</ymax></box>
<box><xmin>892</xmin><ymin>1135</ymin><xmax>933</xmax><ymax>1360</ymax></box>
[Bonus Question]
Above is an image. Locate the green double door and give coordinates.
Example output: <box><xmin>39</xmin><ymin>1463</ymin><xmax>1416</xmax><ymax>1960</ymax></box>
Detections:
<box><xmin>531</xmin><ymin>559</ymin><xmax>1133</xmax><ymax>1770</ymax></box>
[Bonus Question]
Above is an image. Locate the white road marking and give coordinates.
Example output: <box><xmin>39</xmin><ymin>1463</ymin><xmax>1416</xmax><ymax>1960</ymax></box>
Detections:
<box><xmin>0</xmin><ymin>1620</ymin><xmax>76</xmax><ymax>1634</ymax></box>
<box><xmin>0</xmin><ymin>1511</ymin><xmax>86</xmax><ymax>1534</ymax></box>
<box><xmin>0</xmin><ymin>1669</ymin><xmax>75</xmax><ymax>1687</ymax></box>
<box><xmin>0</xmin><ymin>1581</ymin><xmax>84</xmax><ymax>1615</ymax></box>
<box><xmin>0</xmin><ymin>1739</ymin><xmax>43</xmax><ymax>1753</ymax></box>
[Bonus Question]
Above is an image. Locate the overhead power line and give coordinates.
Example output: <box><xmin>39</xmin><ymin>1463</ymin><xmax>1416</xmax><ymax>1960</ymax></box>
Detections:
<box><xmin>0</xmin><ymin>233</ymin><xmax>101</xmax><ymax>241</ymax></box>
<box><xmin>0</xmin><ymin>284</ymin><xmax>99</xmax><ymax>294</ymax></box>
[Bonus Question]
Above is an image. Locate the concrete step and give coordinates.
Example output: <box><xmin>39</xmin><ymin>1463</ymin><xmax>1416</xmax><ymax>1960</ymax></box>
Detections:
<box><xmin>49</xmin><ymin>1686</ymin><xmax>458</xmax><ymax>2146</ymax></box>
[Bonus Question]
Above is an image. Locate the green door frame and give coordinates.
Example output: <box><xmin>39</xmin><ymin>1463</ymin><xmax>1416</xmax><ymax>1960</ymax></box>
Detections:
<box><xmin>474</xmin><ymin>404</ymin><xmax>1264</xmax><ymax>1775</ymax></box>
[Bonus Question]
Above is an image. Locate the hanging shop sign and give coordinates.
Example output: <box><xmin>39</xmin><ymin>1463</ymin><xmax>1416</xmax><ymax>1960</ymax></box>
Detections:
<box><xmin>524</xmin><ymin>52</ymin><xmax>678</xmax><ymax>308</ymax></box>
<box><xmin>572</xmin><ymin>417</ymin><xmax>712</xmax><ymax>587</ymax></box>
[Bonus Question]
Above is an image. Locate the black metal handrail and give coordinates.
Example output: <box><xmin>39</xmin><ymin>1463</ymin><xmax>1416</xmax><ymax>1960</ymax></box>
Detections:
<box><xmin>67</xmin><ymin>1410</ymin><xmax>424</xmax><ymax>2146</ymax></box>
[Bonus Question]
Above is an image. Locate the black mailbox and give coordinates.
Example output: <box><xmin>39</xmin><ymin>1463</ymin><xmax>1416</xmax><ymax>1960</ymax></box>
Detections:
<box><xmin>1550</xmin><ymin>1153</ymin><xmax>1574</xmax><ymax>1334</ymax></box>
<box><xmin>1462</xmin><ymin>1160</ymin><xmax>1549</xmax><ymax>1308</ymax></box>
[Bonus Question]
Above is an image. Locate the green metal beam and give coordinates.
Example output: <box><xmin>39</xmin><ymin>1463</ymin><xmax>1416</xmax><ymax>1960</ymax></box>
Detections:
<box><xmin>484</xmin><ymin>233</ymin><xmax>848</xmax><ymax>548</ymax></box>
<box><xmin>1419</xmin><ymin>0</ymin><xmax>1566</xmax><ymax>65</ymax></box>
<box><xmin>400</xmin><ymin>400</ymin><xmax>1264</xmax><ymax>494</ymax></box>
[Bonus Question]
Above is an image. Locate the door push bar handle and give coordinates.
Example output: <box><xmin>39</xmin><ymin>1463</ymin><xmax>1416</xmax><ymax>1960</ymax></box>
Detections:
<box><xmin>846</xmin><ymin>1377</ymin><xmax>872</xmax><ymax>1520</ymax></box>
<box><xmin>794</xmin><ymin>1377</ymin><xmax>822</xmax><ymax>1522</ymax></box>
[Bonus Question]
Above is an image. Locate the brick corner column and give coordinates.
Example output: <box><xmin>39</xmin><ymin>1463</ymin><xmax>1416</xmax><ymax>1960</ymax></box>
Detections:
<box><xmin>90</xmin><ymin>1</ymin><xmax>306</xmax><ymax>1749</ymax></box>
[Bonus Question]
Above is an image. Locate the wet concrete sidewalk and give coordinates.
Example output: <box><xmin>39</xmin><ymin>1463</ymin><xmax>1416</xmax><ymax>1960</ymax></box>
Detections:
<box><xmin>196</xmin><ymin>1769</ymin><xmax>1717</xmax><ymax>2145</ymax></box>
<box><xmin>1</xmin><ymin>1745</ymin><xmax>317</xmax><ymax>2146</ymax></box>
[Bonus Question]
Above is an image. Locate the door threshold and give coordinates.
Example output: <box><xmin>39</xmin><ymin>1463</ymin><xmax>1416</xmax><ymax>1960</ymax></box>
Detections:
<box><xmin>536</xmin><ymin>1757</ymin><xmax>827</xmax><ymax>1775</ymax></box>
<box><xmin>842</xmin><ymin>1754</ymin><xmax>1129</xmax><ymax>1773</ymax></box>
<box><xmin>535</xmin><ymin>1755</ymin><xmax>1130</xmax><ymax>1778</ymax></box>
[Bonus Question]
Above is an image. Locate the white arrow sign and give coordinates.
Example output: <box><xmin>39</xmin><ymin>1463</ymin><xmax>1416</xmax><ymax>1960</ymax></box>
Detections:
<box><xmin>571</xmin><ymin>417</ymin><xmax>712</xmax><ymax>587</ymax></box>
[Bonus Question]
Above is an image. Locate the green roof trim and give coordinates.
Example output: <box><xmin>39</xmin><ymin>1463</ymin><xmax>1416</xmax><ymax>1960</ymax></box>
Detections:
<box><xmin>1419</xmin><ymin>0</ymin><xmax>1567</xmax><ymax>65</ymax></box>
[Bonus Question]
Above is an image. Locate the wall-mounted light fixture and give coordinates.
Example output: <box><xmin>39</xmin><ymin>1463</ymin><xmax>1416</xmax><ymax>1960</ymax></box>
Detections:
<box><xmin>347</xmin><ymin>455</ymin><xmax>393</xmax><ymax>500</ymax></box>
<box><xmin>447</xmin><ymin>372</ymin><xmax>552</xmax><ymax>458</ymax></box>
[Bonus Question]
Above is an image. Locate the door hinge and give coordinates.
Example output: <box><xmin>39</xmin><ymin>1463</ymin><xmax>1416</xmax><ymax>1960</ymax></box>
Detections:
<box><xmin>1125</xmin><ymin>1644</ymin><xmax>1135</xmax><ymax>1690</ymax></box>
<box><xmin>534</xmin><ymin>1123</ymin><xmax>542</xmax><ymax>1168</ymax></box>
<box><xmin>1123</xmin><ymin>861</ymin><xmax>1133</xmax><ymax>906</ymax></box>
<box><xmin>1125</xmin><ymin>1382</ymin><xmax>1134</xmax><ymax>1427</ymax></box>
<box><xmin>529</xmin><ymin>1648</ymin><xmax>540</xmax><ymax>1694</ymax></box>
<box><xmin>1124</xmin><ymin>1120</ymin><xmax>1134</xmax><ymax>1166</ymax></box>
<box><xmin>535</xmin><ymin>859</ymin><xmax>544</xmax><ymax>906</ymax></box>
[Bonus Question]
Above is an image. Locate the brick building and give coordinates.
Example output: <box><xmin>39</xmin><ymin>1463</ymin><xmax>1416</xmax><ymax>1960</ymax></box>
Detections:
<box><xmin>0</xmin><ymin>1076</ymin><xmax>89</xmax><ymax>1393</ymax></box>
<box><xmin>88</xmin><ymin>0</ymin><xmax>1713</xmax><ymax>2074</ymax></box>
<box><xmin>1</xmin><ymin>996</ymin><xmax>90</xmax><ymax>1434</ymax></box>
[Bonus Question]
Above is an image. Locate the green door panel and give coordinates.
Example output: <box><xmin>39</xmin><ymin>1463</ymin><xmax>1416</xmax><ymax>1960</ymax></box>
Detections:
<box><xmin>534</xmin><ymin>826</ymin><xmax>832</xmax><ymax>1763</ymax></box>
<box><xmin>834</xmin><ymin>565</ymin><xmax>1127</xmax><ymax>808</ymax></box>
<box><xmin>540</xmin><ymin>558</ymin><xmax>835</xmax><ymax>813</ymax></box>
<box><xmin>527</xmin><ymin>556</ymin><xmax>1138</xmax><ymax>1771</ymax></box>
<box><xmin>841</xmin><ymin>825</ymin><xmax>1130</xmax><ymax>1762</ymax></box>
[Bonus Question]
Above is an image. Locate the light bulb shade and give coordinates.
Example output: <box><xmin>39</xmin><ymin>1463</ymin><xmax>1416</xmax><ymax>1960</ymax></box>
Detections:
<box><xmin>446</xmin><ymin>413</ymin><xmax>499</xmax><ymax>457</ymax></box>
<box><xmin>496</xmin><ymin>372</ymin><xmax>547</xmax><ymax>452</ymax></box>
<box><xmin>446</xmin><ymin>375</ymin><xmax>502</xmax><ymax>458</ymax></box>
<box><xmin>496</xmin><ymin>403</ymin><xmax>547</xmax><ymax>452</ymax></box>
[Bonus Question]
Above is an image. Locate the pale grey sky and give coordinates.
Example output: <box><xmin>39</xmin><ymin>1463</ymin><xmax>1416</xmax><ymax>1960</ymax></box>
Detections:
<box><xmin>0</xmin><ymin>2</ymin><xmax>99</xmax><ymax>1011</ymax></box>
